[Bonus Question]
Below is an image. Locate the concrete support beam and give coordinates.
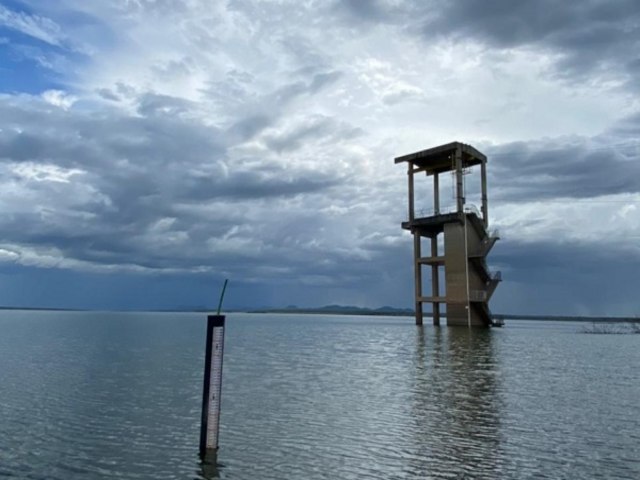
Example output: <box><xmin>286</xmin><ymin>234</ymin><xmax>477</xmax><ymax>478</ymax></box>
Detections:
<box><xmin>431</xmin><ymin>235</ymin><xmax>440</xmax><ymax>326</ymax></box>
<box><xmin>413</xmin><ymin>232</ymin><xmax>423</xmax><ymax>326</ymax></box>
<box><xmin>433</xmin><ymin>173</ymin><xmax>440</xmax><ymax>215</ymax></box>
<box><xmin>418</xmin><ymin>296</ymin><xmax>446</xmax><ymax>303</ymax></box>
<box><xmin>455</xmin><ymin>146</ymin><xmax>464</xmax><ymax>212</ymax></box>
<box><xmin>417</xmin><ymin>256</ymin><xmax>445</xmax><ymax>265</ymax></box>
<box><xmin>481</xmin><ymin>160</ymin><xmax>488</xmax><ymax>227</ymax></box>
<box><xmin>408</xmin><ymin>166</ymin><xmax>415</xmax><ymax>221</ymax></box>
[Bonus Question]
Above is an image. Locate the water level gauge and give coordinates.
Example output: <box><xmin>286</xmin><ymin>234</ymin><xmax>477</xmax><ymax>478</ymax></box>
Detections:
<box><xmin>200</xmin><ymin>314</ymin><xmax>225</xmax><ymax>458</ymax></box>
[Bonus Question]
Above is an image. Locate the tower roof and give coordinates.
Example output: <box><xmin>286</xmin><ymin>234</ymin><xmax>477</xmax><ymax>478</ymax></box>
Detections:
<box><xmin>394</xmin><ymin>141</ymin><xmax>486</xmax><ymax>175</ymax></box>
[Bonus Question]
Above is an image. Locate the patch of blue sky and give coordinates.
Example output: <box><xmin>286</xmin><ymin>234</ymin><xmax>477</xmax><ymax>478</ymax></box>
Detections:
<box><xmin>0</xmin><ymin>0</ymin><xmax>26</xmax><ymax>13</ymax></box>
<box><xmin>0</xmin><ymin>28</ymin><xmax>70</xmax><ymax>94</ymax></box>
<box><xmin>0</xmin><ymin>1</ymin><xmax>105</xmax><ymax>95</ymax></box>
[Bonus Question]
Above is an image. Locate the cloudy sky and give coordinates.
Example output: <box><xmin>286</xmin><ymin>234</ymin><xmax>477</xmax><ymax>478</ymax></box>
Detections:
<box><xmin>0</xmin><ymin>0</ymin><xmax>639</xmax><ymax>315</ymax></box>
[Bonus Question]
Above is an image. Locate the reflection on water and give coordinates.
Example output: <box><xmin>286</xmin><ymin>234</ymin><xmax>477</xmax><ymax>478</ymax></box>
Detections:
<box><xmin>408</xmin><ymin>327</ymin><xmax>502</xmax><ymax>479</ymax></box>
<box><xmin>1</xmin><ymin>312</ymin><xmax>639</xmax><ymax>480</ymax></box>
<box><xmin>199</xmin><ymin>452</ymin><xmax>220</xmax><ymax>480</ymax></box>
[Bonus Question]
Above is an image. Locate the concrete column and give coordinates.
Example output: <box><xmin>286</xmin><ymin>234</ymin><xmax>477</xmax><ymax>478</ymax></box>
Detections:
<box><xmin>433</xmin><ymin>173</ymin><xmax>440</xmax><ymax>215</ymax></box>
<box><xmin>413</xmin><ymin>232</ymin><xmax>423</xmax><ymax>325</ymax></box>
<box><xmin>455</xmin><ymin>147</ymin><xmax>464</xmax><ymax>212</ymax></box>
<box><xmin>408</xmin><ymin>166</ymin><xmax>415</xmax><ymax>221</ymax></box>
<box><xmin>431</xmin><ymin>235</ymin><xmax>440</xmax><ymax>326</ymax></box>
<box><xmin>481</xmin><ymin>160</ymin><xmax>488</xmax><ymax>227</ymax></box>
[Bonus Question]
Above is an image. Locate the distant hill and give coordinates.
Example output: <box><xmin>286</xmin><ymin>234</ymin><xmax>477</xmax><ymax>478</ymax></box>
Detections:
<box><xmin>1</xmin><ymin>304</ymin><xmax>636</xmax><ymax>323</ymax></box>
<box><xmin>250</xmin><ymin>306</ymin><xmax>638</xmax><ymax>322</ymax></box>
<box><xmin>251</xmin><ymin>304</ymin><xmax>415</xmax><ymax>316</ymax></box>
<box><xmin>492</xmin><ymin>313</ymin><xmax>639</xmax><ymax>323</ymax></box>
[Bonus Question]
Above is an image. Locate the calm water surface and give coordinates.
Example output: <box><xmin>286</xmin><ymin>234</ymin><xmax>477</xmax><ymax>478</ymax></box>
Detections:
<box><xmin>0</xmin><ymin>311</ymin><xmax>638</xmax><ymax>479</ymax></box>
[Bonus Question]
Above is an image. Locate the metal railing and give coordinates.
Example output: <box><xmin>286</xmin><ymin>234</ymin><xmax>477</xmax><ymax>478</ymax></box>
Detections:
<box><xmin>414</xmin><ymin>203</ymin><xmax>493</xmax><ymax>220</ymax></box>
<box><xmin>415</xmin><ymin>205</ymin><xmax>458</xmax><ymax>218</ymax></box>
<box><xmin>463</xmin><ymin>204</ymin><xmax>481</xmax><ymax>218</ymax></box>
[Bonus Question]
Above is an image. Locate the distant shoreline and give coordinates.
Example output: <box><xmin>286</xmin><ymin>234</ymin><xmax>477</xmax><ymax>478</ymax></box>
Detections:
<box><xmin>1</xmin><ymin>305</ymin><xmax>637</xmax><ymax>323</ymax></box>
<box><xmin>251</xmin><ymin>309</ymin><xmax>639</xmax><ymax>323</ymax></box>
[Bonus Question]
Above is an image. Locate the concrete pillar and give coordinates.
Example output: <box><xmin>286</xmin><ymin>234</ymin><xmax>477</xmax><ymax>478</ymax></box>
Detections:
<box><xmin>433</xmin><ymin>173</ymin><xmax>440</xmax><ymax>215</ymax></box>
<box><xmin>431</xmin><ymin>235</ymin><xmax>440</xmax><ymax>326</ymax></box>
<box><xmin>413</xmin><ymin>232</ymin><xmax>423</xmax><ymax>325</ymax></box>
<box><xmin>481</xmin><ymin>160</ymin><xmax>488</xmax><ymax>227</ymax></box>
<box><xmin>455</xmin><ymin>147</ymin><xmax>464</xmax><ymax>212</ymax></box>
<box><xmin>408</xmin><ymin>166</ymin><xmax>415</xmax><ymax>221</ymax></box>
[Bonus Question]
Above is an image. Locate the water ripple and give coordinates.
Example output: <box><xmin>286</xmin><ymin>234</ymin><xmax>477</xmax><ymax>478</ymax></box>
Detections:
<box><xmin>0</xmin><ymin>312</ymin><xmax>638</xmax><ymax>479</ymax></box>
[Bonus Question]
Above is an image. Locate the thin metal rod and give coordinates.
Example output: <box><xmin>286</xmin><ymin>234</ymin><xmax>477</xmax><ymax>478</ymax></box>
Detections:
<box><xmin>216</xmin><ymin>279</ymin><xmax>228</xmax><ymax>315</ymax></box>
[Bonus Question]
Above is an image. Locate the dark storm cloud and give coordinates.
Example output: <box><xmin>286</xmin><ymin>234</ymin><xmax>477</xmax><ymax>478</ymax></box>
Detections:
<box><xmin>491</xmin><ymin>240</ymin><xmax>640</xmax><ymax>316</ymax></box>
<box><xmin>211</xmin><ymin>70</ymin><xmax>342</xmax><ymax>143</ymax></box>
<box><xmin>485</xmin><ymin>114</ymin><xmax>640</xmax><ymax>201</ymax></box>
<box><xmin>279</xmin><ymin>36</ymin><xmax>332</xmax><ymax>75</ymax></box>
<box><xmin>186</xmin><ymin>169</ymin><xmax>341</xmax><ymax>201</ymax></box>
<box><xmin>96</xmin><ymin>88</ymin><xmax>120</xmax><ymax>101</ymax></box>
<box><xmin>338</xmin><ymin>0</ymin><xmax>393</xmax><ymax>22</ymax></box>
<box><xmin>264</xmin><ymin>115</ymin><xmax>363</xmax><ymax>153</ymax></box>
<box><xmin>610</xmin><ymin>111</ymin><xmax>640</xmax><ymax>137</ymax></box>
<box><xmin>337</xmin><ymin>0</ymin><xmax>640</xmax><ymax>82</ymax></box>
<box><xmin>0</xmin><ymin>93</ymin><xmax>351</xmax><ymax>275</ymax></box>
<box><xmin>136</xmin><ymin>93</ymin><xmax>197</xmax><ymax>117</ymax></box>
<box><xmin>227</xmin><ymin>114</ymin><xmax>272</xmax><ymax>142</ymax></box>
<box><xmin>427</xmin><ymin>0</ymin><xmax>640</xmax><ymax>79</ymax></box>
<box><xmin>426</xmin><ymin>1</ymin><xmax>634</xmax><ymax>46</ymax></box>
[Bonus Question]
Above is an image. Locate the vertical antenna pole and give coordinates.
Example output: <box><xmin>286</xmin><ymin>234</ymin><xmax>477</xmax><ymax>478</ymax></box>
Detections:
<box><xmin>216</xmin><ymin>279</ymin><xmax>228</xmax><ymax>315</ymax></box>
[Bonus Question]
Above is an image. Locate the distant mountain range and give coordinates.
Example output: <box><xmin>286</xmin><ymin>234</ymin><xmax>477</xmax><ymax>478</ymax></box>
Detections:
<box><xmin>1</xmin><ymin>304</ymin><xmax>637</xmax><ymax>322</ymax></box>
<box><xmin>250</xmin><ymin>304</ymin><xmax>414</xmax><ymax>316</ymax></box>
<box><xmin>249</xmin><ymin>305</ymin><xmax>638</xmax><ymax>322</ymax></box>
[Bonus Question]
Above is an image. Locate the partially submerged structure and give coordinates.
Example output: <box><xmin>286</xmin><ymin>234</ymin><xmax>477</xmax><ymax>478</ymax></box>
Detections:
<box><xmin>395</xmin><ymin>142</ymin><xmax>501</xmax><ymax>327</ymax></box>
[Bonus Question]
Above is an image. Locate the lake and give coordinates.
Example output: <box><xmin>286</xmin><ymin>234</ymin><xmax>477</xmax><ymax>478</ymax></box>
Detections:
<box><xmin>0</xmin><ymin>311</ymin><xmax>638</xmax><ymax>479</ymax></box>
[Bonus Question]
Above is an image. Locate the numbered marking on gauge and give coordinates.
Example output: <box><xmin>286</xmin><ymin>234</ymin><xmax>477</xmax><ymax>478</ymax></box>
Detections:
<box><xmin>200</xmin><ymin>314</ymin><xmax>225</xmax><ymax>458</ymax></box>
<box><xmin>206</xmin><ymin>325</ymin><xmax>225</xmax><ymax>449</ymax></box>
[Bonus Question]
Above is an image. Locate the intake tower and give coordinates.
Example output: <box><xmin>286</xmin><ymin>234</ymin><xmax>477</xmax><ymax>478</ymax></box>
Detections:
<box><xmin>395</xmin><ymin>142</ymin><xmax>501</xmax><ymax>327</ymax></box>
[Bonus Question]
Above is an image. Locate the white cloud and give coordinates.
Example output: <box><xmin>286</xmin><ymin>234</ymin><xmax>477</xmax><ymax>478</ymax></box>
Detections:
<box><xmin>10</xmin><ymin>162</ymin><xmax>84</xmax><ymax>183</ymax></box>
<box><xmin>0</xmin><ymin>4</ymin><xmax>65</xmax><ymax>46</ymax></box>
<box><xmin>41</xmin><ymin>89</ymin><xmax>77</xmax><ymax>109</ymax></box>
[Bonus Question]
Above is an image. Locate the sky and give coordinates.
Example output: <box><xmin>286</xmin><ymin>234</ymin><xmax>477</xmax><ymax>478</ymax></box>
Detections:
<box><xmin>0</xmin><ymin>0</ymin><xmax>639</xmax><ymax>315</ymax></box>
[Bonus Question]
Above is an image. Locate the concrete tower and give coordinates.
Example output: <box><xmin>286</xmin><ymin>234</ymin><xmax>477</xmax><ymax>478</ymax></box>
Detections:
<box><xmin>395</xmin><ymin>142</ymin><xmax>501</xmax><ymax>327</ymax></box>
